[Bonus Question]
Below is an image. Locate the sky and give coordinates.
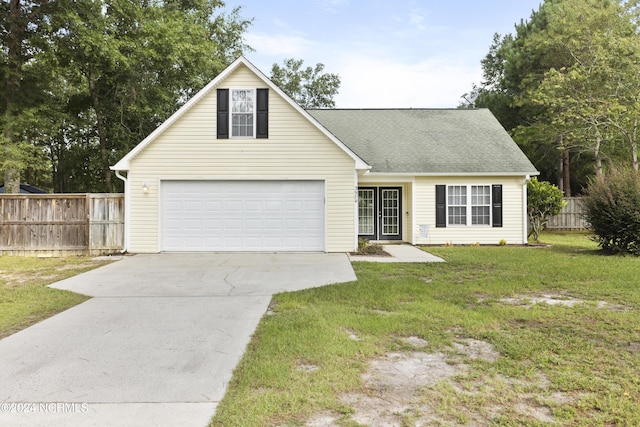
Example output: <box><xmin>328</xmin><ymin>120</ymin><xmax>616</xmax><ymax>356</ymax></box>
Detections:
<box><xmin>222</xmin><ymin>0</ymin><xmax>543</xmax><ymax>108</ymax></box>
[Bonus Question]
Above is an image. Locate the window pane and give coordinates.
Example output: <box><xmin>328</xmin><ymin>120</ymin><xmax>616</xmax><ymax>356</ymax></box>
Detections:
<box><xmin>472</xmin><ymin>206</ymin><xmax>490</xmax><ymax>225</ymax></box>
<box><xmin>447</xmin><ymin>186</ymin><xmax>467</xmax><ymax>225</ymax></box>
<box><xmin>358</xmin><ymin>190</ymin><xmax>374</xmax><ymax>235</ymax></box>
<box><xmin>448</xmin><ymin>185</ymin><xmax>466</xmax><ymax>206</ymax></box>
<box><xmin>232</xmin><ymin>113</ymin><xmax>253</xmax><ymax>137</ymax></box>
<box><xmin>471</xmin><ymin>185</ymin><xmax>490</xmax><ymax>205</ymax></box>
<box><xmin>232</xmin><ymin>90</ymin><xmax>254</xmax><ymax>113</ymax></box>
<box><xmin>231</xmin><ymin>90</ymin><xmax>254</xmax><ymax>137</ymax></box>
<box><xmin>448</xmin><ymin>206</ymin><xmax>466</xmax><ymax>225</ymax></box>
<box><xmin>471</xmin><ymin>185</ymin><xmax>491</xmax><ymax>225</ymax></box>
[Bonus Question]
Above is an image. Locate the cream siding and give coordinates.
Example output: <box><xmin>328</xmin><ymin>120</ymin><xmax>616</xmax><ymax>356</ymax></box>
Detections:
<box><xmin>127</xmin><ymin>64</ymin><xmax>357</xmax><ymax>253</ymax></box>
<box><xmin>413</xmin><ymin>176</ymin><xmax>527</xmax><ymax>245</ymax></box>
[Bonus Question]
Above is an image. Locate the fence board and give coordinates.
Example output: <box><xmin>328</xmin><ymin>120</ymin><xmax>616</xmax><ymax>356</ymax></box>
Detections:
<box><xmin>88</xmin><ymin>194</ymin><xmax>125</xmax><ymax>255</ymax></box>
<box><xmin>0</xmin><ymin>194</ymin><xmax>124</xmax><ymax>256</ymax></box>
<box><xmin>546</xmin><ymin>197</ymin><xmax>589</xmax><ymax>230</ymax></box>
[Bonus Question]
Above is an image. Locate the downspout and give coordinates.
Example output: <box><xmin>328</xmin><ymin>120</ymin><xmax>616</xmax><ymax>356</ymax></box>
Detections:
<box><xmin>354</xmin><ymin>169</ymin><xmax>359</xmax><ymax>252</ymax></box>
<box><xmin>411</xmin><ymin>176</ymin><xmax>416</xmax><ymax>245</ymax></box>
<box><xmin>115</xmin><ymin>170</ymin><xmax>129</xmax><ymax>253</ymax></box>
<box><xmin>522</xmin><ymin>176</ymin><xmax>529</xmax><ymax>245</ymax></box>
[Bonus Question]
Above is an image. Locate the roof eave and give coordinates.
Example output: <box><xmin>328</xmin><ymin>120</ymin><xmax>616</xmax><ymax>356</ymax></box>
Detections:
<box><xmin>366</xmin><ymin>171</ymin><xmax>540</xmax><ymax>177</ymax></box>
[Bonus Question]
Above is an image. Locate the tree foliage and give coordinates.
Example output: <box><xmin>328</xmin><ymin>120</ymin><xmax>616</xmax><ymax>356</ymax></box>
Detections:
<box><xmin>476</xmin><ymin>0</ymin><xmax>640</xmax><ymax>195</ymax></box>
<box><xmin>270</xmin><ymin>58</ymin><xmax>340</xmax><ymax>109</ymax></box>
<box><xmin>527</xmin><ymin>177</ymin><xmax>566</xmax><ymax>242</ymax></box>
<box><xmin>1</xmin><ymin>0</ymin><xmax>58</xmax><ymax>192</ymax></box>
<box><xmin>583</xmin><ymin>167</ymin><xmax>640</xmax><ymax>255</ymax></box>
<box><xmin>1</xmin><ymin>0</ymin><xmax>252</xmax><ymax>192</ymax></box>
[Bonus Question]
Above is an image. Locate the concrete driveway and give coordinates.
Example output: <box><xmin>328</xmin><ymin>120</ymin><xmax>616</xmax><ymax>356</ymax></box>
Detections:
<box><xmin>0</xmin><ymin>253</ymin><xmax>356</xmax><ymax>427</ymax></box>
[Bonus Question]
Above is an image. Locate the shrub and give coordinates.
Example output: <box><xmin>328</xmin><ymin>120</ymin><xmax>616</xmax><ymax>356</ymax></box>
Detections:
<box><xmin>527</xmin><ymin>177</ymin><xmax>566</xmax><ymax>242</ymax></box>
<box><xmin>355</xmin><ymin>238</ymin><xmax>385</xmax><ymax>255</ymax></box>
<box><xmin>583</xmin><ymin>167</ymin><xmax>640</xmax><ymax>255</ymax></box>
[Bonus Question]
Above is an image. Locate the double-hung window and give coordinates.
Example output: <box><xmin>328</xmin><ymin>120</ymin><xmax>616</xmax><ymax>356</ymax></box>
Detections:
<box><xmin>446</xmin><ymin>185</ymin><xmax>492</xmax><ymax>226</ymax></box>
<box><xmin>447</xmin><ymin>185</ymin><xmax>467</xmax><ymax>225</ymax></box>
<box><xmin>436</xmin><ymin>184</ymin><xmax>502</xmax><ymax>228</ymax></box>
<box><xmin>231</xmin><ymin>89</ymin><xmax>255</xmax><ymax>137</ymax></box>
<box><xmin>471</xmin><ymin>185</ymin><xmax>491</xmax><ymax>225</ymax></box>
<box><xmin>217</xmin><ymin>88</ymin><xmax>268</xmax><ymax>139</ymax></box>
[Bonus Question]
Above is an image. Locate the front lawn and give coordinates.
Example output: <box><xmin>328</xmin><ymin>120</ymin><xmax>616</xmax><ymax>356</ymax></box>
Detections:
<box><xmin>0</xmin><ymin>257</ymin><xmax>110</xmax><ymax>339</ymax></box>
<box><xmin>211</xmin><ymin>232</ymin><xmax>640</xmax><ymax>426</ymax></box>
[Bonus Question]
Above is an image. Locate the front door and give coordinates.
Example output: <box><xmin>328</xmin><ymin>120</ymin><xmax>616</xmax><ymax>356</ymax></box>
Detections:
<box><xmin>358</xmin><ymin>187</ymin><xmax>402</xmax><ymax>240</ymax></box>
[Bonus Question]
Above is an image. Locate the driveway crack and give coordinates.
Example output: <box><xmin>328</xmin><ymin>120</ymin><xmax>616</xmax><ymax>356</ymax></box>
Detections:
<box><xmin>224</xmin><ymin>267</ymin><xmax>239</xmax><ymax>295</ymax></box>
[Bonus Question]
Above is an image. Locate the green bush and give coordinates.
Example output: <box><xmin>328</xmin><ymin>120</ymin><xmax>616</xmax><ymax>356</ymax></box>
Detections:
<box><xmin>527</xmin><ymin>177</ymin><xmax>566</xmax><ymax>242</ymax></box>
<box><xmin>583</xmin><ymin>167</ymin><xmax>640</xmax><ymax>255</ymax></box>
<box><xmin>355</xmin><ymin>238</ymin><xmax>385</xmax><ymax>255</ymax></box>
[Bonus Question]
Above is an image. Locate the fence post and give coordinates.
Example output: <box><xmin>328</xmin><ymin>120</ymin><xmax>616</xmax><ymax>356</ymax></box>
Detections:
<box><xmin>86</xmin><ymin>194</ymin><xmax>91</xmax><ymax>256</ymax></box>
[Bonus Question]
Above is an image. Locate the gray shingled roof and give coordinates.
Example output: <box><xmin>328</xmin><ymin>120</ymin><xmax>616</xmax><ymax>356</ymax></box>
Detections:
<box><xmin>307</xmin><ymin>109</ymin><xmax>538</xmax><ymax>174</ymax></box>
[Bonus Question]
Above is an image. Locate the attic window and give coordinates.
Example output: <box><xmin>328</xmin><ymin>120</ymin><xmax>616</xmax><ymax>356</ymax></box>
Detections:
<box><xmin>231</xmin><ymin>89</ymin><xmax>254</xmax><ymax>137</ymax></box>
<box><xmin>217</xmin><ymin>88</ymin><xmax>268</xmax><ymax>139</ymax></box>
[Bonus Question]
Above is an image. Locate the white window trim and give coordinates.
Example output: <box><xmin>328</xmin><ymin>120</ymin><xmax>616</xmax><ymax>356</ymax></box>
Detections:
<box><xmin>230</xmin><ymin>88</ymin><xmax>256</xmax><ymax>139</ymax></box>
<box><xmin>446</xmin><ymin>184</ymin><xmax>492</xmax><ymax>227</ymax></box>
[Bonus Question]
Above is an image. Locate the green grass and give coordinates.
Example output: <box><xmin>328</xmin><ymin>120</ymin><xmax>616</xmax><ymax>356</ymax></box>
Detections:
<box><xmin>210</xmin><ymin>232</ymin><xmax>640</xmax><ymax>426</ymax></box>
<box><xmin>0</xmin><ymin>256</ymin><xmax>109</xmax><ymax>339</ymax></box>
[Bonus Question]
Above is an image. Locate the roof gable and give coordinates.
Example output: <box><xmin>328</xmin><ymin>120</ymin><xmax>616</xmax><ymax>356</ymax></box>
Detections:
<box><xmin>308</xmin><ymin>109</ymin><xmax>538</xmax><ymax>175</ymax></box>
<box><xmin>112</xmin><ymin>57</ymin><xmax>368</xmax><ymax>171</ymax></box>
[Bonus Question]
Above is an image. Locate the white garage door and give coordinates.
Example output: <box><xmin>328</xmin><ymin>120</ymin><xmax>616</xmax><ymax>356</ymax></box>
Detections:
<box><xmin>161</xmin><ymin>180</ymin><xmax>325</xmax><ymax>251</ymax></box>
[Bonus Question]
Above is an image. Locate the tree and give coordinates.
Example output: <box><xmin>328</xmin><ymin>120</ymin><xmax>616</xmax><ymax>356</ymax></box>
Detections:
<box><xmin>0</xmin><ymin>0</ymin><xmax>57</xmax><ymax>192</ymax></box>
<box><xmin>527</xmin><ymin>177</ymin><xmax>566</xmax><ymax>242</ymax></box>
<box><xmin>527</xmin><ymin>0</ymin><xmax>640</xmax><ymax>179</ymax></box>
<box><xmin>476</xmin><ymin>2</ymin><xmax>582</xmax><ymax>195</ymax></box>
<box><xmin>41</xmin><ymin>0</ymin><xmax>251</xmax><ymax>192</ymax></box>
<box><xmin>270</xmin><ymin>58</ymin><xmax>340</xmax><ymax>108</ymax></box>
<box><xmin>1</xmin><ymin>1</ymin><xmax>251</xmax><ymax>193</ymax></box>
<box><xmin>476</xmin><ymin>0</ymin><xmax>640</xmax><ymax>195</ymax></box>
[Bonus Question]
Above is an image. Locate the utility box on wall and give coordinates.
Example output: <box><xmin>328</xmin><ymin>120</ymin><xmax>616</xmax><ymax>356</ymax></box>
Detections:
<box><xmin>418</xmin><ymin>224</ymin><xmax>429</xmax><ymax>238</ymax></box>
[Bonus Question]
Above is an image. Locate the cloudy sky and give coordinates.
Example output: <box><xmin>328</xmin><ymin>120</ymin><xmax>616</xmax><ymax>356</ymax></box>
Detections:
<box><xmin>224</xmin><ymin>0</ymin><xmax>542</xmax><ymax>108</ymax></box>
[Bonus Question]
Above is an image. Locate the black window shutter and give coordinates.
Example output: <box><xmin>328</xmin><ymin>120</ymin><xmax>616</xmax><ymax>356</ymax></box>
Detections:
<box><xmin>492</xmin><ymin>184</ymin><xmax>503</xmax><ymax>227</ymax></box>
<box><xmin>436</xmin><ymin>185</ymin><xmax>446</xmax><ymax>228</ymax></box>
<box><xmin>256</xmin><ymin>88</ymin><xmax>268</xmax><ymax>139</ymax></box>
<box><xmin>216</xmin><ymin>89</ymin><xmax>229</xmax><ymax>139</ymax></box>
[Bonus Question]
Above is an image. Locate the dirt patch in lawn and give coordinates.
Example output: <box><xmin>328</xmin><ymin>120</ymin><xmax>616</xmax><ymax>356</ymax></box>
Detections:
<box><xmin>0</xmin><ymin>258</ymin><xmax>113</xmax><ymax>289</ymax></box>
<box><xmin>304</xmin><ymin>337</ymin><xmax>571</xmax><ymax>426</ymax></box>
<box><xmin>498</xmin><ymin>293</ymin><xmax>630</xmax><ymax>311</ymax></box>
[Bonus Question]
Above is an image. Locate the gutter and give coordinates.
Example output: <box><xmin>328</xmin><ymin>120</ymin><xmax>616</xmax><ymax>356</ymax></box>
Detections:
<box><xmin>114</xmin><ymin>170</ymin><xmax>129</xmax><ymax>253</ymax></box>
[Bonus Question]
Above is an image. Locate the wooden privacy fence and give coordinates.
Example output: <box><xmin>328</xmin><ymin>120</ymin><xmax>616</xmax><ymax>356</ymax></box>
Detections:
<box><xmin>0</xmin><ymin>193</ymin><xmax>124</xmax><ymax>256</ymax></box>
<box><xmin>546</xmin><ymin>197</ymin><xmax>589</xmax><ymax>230</ymax></box>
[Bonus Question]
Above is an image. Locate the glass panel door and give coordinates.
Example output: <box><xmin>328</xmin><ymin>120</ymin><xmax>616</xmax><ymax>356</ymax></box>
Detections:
<box><xmin>358</xmin><ymin>189</ymin><xmax>375</xmax><ymax>236</ymax></box>
<box><xmin>380</xmin><ymin>188</ymin><xmax>401</xmax><ymax>239</ymax></box>
<box><xmin>357</xmin><ymin>186</ymin><xmax>402</xmax><ymax>240</ymax></box>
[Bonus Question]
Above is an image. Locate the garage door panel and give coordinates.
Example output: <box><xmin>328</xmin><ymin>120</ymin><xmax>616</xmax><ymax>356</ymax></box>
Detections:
<box><xmin>204</xmin><ymin>236</ymin><xmax>223</xmax><ymax>246</ymax></box>
<box><xmin>305</xmin><ymin>219</ymin><xmax>323</xmax><ymax>229</ymax></box>
<box><xmin>225</xmin><ymin>218</ymin><xmax>242</xmax><ymax>230</ymax></box>
<box><xmin>265</xmin><ymin>201</ymin><xmax>282</xmax><ymax>212</ymax></box>
<box><xmin>245</xmin><ymin>201</ymin><xmax>262</xmax><ymax>212</ymax></box>
<box><xmin>162</xmin><ymin>180</ymin><xmax>324</xmax><ymax>251</ymax></box>
<box><xmin>225</xmin><ymin>201</ymin><xmax>242</xmax><ymax>212</ymax></box>
<box><xmin>185</xmin><ymin>219</ymin><xmax>203</xmax><ymax>229</ymax></box>
<box><xmin>204</xmin><ymin>200</ymin><xmax>223</xmax><ymax>211</ymax></box>
<box><xmin>204</xmin><ymin>219</ymin><xmax>222</xmax><ymax>230</ymax></box>
<box><xmin>245</xmin><ymin>218</ymin><xmax>263</xmax><ymax>230</ymax></box>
